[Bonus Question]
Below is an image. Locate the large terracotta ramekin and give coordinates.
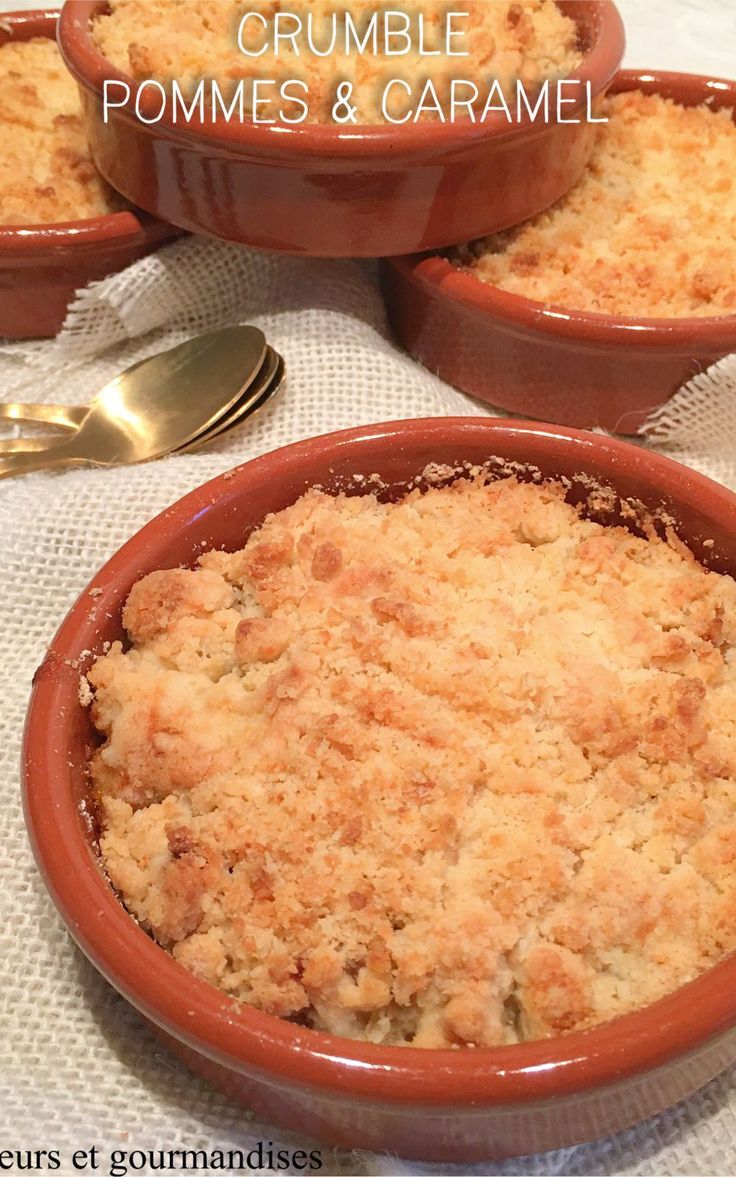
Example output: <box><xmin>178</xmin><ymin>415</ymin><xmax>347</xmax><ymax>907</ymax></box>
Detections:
<box><xmin>381</xmin><ymin>71</ymin><xmax>736</xmax><ymax>432</ymax></box>
<box><xmin>57</xmin><ymin>2</ymin><xmax>624</xmax><ymax>257</ymax></box>
<box><xmin>22</xmin><ymin>418</ymin><xmax>736</xmax><ymax>1162</ymax></box>
<box><xmin>0</xmin><ymin>10</ymin><xmax>179</xmax><ymax>339</ymax></box>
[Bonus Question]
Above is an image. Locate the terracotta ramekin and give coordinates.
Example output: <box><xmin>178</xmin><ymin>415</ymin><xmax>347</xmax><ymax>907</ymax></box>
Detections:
<box><xmin>57</xmin><ymin>2</ymin><xmax>624</xmax><ymax>257</ymax></box>
<box><xmin>381</xmin><ymin>71</ymin><xmax>736</xmax><ymax>433</ymax></box>
<box><xmin>23</xmin><ymin>418</ymin><xmax>736</xmax><ymax>1162</ymax></box>
<box><xmin>0</xmin><ymin>9</ymin><xmax>179</xmax><ymax>339</ymax></box>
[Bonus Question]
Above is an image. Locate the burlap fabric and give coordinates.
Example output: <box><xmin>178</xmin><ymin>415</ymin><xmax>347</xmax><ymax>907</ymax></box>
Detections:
<box><xmin>2</xmin><ymin>0</ymin><xmax>736</xmax><ymax>1172</ymax></box>
<box><xmin>2</xmin><ymin>235</ymin><xmax>736</xmax><ymax>1177</ymax></box>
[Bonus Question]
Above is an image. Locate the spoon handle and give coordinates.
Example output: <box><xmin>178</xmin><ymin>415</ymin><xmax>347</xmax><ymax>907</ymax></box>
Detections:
<box><xmin>0</xmin><ymin>436</ymin><xmax>64</xmax><ymax>455</ymax></box>
<box><xmin>0</xmin><ymin>442</ymin><xmax>95</xmax><ymax>481</ymax></box>
<box><xmin>0</xmin><ymin>402</ymin><xmax>86</xmax><ymax>430</ymax></box>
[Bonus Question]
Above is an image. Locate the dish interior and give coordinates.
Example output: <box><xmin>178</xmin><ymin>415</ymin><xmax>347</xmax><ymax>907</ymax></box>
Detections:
<box><xmin>41</xmin><ymin>428</ymin><xmax>731</xmax><ymax>1067</ymax></box>
<box><xmin>0</xmin><ymin>32</ymin><xmax>123</xmax><ymax>225</ymax></box>
<box><xmin>84</xmin><ymin>454</ymin><xmax>736</xmax><ymax>1050</ymax></box>
<box><xmin>453</xmin><ymin>87</ymin><xmax>736</xmax><ymax>320</ymax></box>
<box><xmin>89</xmin><ymin>0</ymin><xmax>583</xmax><ymax>127</ymax></box>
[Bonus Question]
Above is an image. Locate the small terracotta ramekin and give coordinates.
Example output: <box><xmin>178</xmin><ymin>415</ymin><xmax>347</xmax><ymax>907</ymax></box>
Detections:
<box><xmin>23</xmin><ymin>418</ymin><xmax>736</xmax><ymax>1162</ymax></box>
<box><xmin>0</xmin><ymin>10</ymin><xmax>179</xmax><ymax>339</ymax></box>
<box><xmin>57</xmin><ymin>2</ymin><xmax>624</xmax><ymax>257</ymax></box>
<box><xmin>381</xmin><ymin>71</ymin><xmax>736</xmax><ymax>433</ymax></box>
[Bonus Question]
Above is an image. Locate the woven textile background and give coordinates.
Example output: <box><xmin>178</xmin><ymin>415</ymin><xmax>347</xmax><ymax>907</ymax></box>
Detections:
<box><xmin>2</xmin><ymin>2</ymin><xmax>735</xmax><ymax>1175</ymax></box>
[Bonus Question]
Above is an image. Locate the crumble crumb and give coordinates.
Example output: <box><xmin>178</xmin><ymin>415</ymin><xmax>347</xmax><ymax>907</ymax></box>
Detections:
<box><xmin>0</xmin><ymin>37</ymin><xmax>124</xmax><ymax>225</ymax></box>
<box><xmin>88</xmin><ymin>476</ymin><xmax>736</xmax><ymax>1047</ymax></box>
<box><xmin>92</xmin><ymin>0</ymin><xmax>581</xmax><ymax>126</ymax></box>
<box><xmin>455</xmin><ymin>91</ymin><xmax>736</xmax><ymax>318</ymax></box>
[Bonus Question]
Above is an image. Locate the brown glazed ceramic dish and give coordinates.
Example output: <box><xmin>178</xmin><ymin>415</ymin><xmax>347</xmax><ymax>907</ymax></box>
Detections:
<box><xmin>23</xmin><ymin>418</ymin><xmax>736</xmax><ymax>1162</ymax></box>
<box><xmin>381</xmin><ymin>72</ymin><xmax>736</xmax><ymax>432</ymax></box>
<box><xmin>0</xmin><ymin>9</ymin><xmax>179</xmax><ymax>339</ymax></box>
<box><xmin>57</xmin><ymin>1</ymin><xmax>624</xmax><ymax>257</ymax></box>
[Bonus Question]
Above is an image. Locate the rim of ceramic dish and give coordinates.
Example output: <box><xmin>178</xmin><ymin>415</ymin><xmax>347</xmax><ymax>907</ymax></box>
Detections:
<box><xmin>0</xmin><ymin>9</ymin><xmax>176</xmax><ymax>251</ymax></box>
<box><xmin>0</xmin><ymin>208</ymin><xmax>177</xmax><ymax>257</ymax></box>
<box><xmin>23</xmin><ymin>418</ymin><xmax>736</xmax><ymax>1108</ymax></box>
<box><xmin>58</xmin><ymin>0</ymin><xmax>625</xmax><ymax>159</ymax></box>
<box><xmin>387</xmin><ymin>69</ymin><xmax>736</xmax><ymax>346</ymax></box>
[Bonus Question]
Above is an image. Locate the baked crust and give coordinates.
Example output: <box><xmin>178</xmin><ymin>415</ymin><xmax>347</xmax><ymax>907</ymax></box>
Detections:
<box><xmin>0</xmin><ymin>37</ymin><xmax>122</xmax><ymax>225</ymax></box>
<box><xmin>92</xmin><ymin>0</ymin><xmax>582</xmax><ymax>126</ymax></box>
<box><xmin>456</xmin><ymin>91</ymin><xmax>736</xmax><ymax>319</ymax></box>
<box><xmin>88</xmin><ymin>477</ymin><xmax>736</xmax><ymax>1047</ymax></box>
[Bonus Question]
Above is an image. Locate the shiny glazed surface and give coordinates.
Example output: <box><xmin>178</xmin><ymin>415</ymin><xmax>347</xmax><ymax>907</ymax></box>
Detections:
<box><xmin>0</xmin><ymin>10</ymin><xmax>179</xmax><ymax>339</ymax></box>
<box><xmin>58</xmin><ymin>2</ymin><xmax>625</xmax><ymax>256</ymax></box>
<box><xmin>381</xmin><ymin>72</ymin><xmax>736</xmax><ymax>432</ymax></box>
<box><xmin>23</xmin><ymin>418</ymin><xmax>736</xmax><ymax>1162</ymax></box>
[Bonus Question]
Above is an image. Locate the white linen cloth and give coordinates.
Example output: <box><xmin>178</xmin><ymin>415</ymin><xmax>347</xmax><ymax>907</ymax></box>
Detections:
<box><xmin>2</xmin><ymin>2</ymin><xmax>736</xmax><ymax>1175</ymax></box>
<box><xmin>3</xmin><ymin>232</ymin><xmax>736</xmax><ymax>1177</ymax></box>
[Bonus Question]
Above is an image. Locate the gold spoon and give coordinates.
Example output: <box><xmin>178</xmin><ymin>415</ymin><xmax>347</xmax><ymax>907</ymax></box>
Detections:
<box><xmin>0</xmin><ymin>402</ymin><xmax>87</xmax><ymax>432</ymax></box>
<box><xmin>0</xmin><ymin>326</ymin><xmax>267</xmax><ymax>480</ymax></box>
<box><xmin>0</xmin><ymin>345</ymin><xmax>284</xmax><ymax>458</ymax></box>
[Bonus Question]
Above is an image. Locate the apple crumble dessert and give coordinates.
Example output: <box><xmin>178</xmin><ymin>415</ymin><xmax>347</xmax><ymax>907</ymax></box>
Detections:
<box><xmin>91</xmin><ymin>0</ymin><xmax>582</xmax><ymax>125</ymax></box>
<box><xmin>87</xmin><ymin>476</ymin><xmax>736</xmax><ymax>1048</ymax></box>
<box><xmin>457</xmin><ymin>91</ymin><xmax>736</xmax><ymax>318</ymax></box>
<box><xmin>0</xmin><ymin>36</ymin><xmax>122</xmax><ymax>225</ymax></box>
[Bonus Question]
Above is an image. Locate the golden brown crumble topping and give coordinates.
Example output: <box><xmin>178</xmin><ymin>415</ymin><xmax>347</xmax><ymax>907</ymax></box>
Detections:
<box><xmin>92</xmin><ymin>0</ymin><xmax>581</xmax><ymax>126</ymax></box>
<box><xmin>88</xmin><ymin>478</ymin><xmax>736</xmax><ymax>1047</ymax></box>
<box><xmin>456</xmin><ymin>91</ymin><xmax>736</xmax><ymax>318</ymax></box>
<box><xmin>0</xmin><ymin>37</ymin><xmax>123</xmax><ymax>225</ymax></box>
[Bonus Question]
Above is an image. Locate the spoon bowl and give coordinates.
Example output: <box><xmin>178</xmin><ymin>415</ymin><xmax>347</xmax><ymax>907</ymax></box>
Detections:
<box><xmin>184</xmin><ymin>348</ymin><xmax>284</xmax><ymax>452</ymax></box>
